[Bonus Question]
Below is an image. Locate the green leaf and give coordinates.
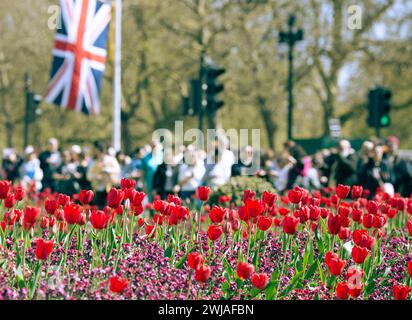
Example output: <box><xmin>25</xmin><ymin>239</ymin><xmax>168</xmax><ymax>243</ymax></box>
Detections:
<box><xmin>15</xmin><ymin>265</ymin><xmax>26</xmax><ymax>289</ymax></box>
<box><xmin>278</xmin><ymin>271</ymin><xmax>302</xmax><ymax>298</ymax></box>
<box><xmin>265</xmin><ymin>281</ymin><xmax>277</xmax><ymax>300</ymax></box>
<box><xmin>222</xmin><ymin>281</ymin><xmax>230</xmax><ymax>297</ymax></box>
<box><xmin>235</xmin><ymin>277</ymin><xmax>244</xmax><ymax>289</ymax></box>
<box><xmin>28</xmin><ymin>262</ymin><xmax>42</xmax><ymax>299</ymax></box>
<box><xmin>164</xmin><ymin>245</ymin><xmax>174</xmax><ymax>258</ymax></box>
<box><xmin>252</xmin><ymin>241</ymin><xmax>261</xmax><ymax>268</ymax></box>
<box><xmin>250</xmin><ymin>288</ymin><xmax>260</xmax><ymax>298</ymax></box>
<box><xmin>302</xmin><ymin>239</ymin><xmax>311</xmax><ymax>270</ymax></box>
<box><xmin>175</xmin><ymin>252</ymin><xmax>189</xmax><ymax>269</ymax></box>
<box><xmin>317</xmin><ymin>260</ymin><xmax>326</xmax><ymax>284</ymax></box>
<box><xmin>223</xmin><ymin>258</ymin><xmax>234</xmax><ymax>278</ymax></box>
<box><xmin>304</xmin><ymin>260</ymin><xmax>318</xmax><ymax>281</ymax></box>
<box><xmin>105</xmin><ymin>228</ymin><xmax>116</xmax><ymax>260</ymax></box>
<box><xmin>282</xmin><ymin>233</ymin><xmax>288</xmax><ymax>252</ymax></box>
<box><xmin>315</xmin><ymin>227</ymin><xmax>324</xmax><ymax>255</ymax></box>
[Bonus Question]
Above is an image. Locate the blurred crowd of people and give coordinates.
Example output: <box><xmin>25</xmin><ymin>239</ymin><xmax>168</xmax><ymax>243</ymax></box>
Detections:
<box><xmin>1</xmin><ymin>135</ymin><xmax>411</xmax><ymax>207</ymax></box>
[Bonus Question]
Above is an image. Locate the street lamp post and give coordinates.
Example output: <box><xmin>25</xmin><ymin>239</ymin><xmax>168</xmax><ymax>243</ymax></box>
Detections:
<box><xmin>279</xmin><ymin>15</ymin><xmax>303</xmax><ymax>141</ymax></box>
<box><xmin>23</xmin><ymin>71</ymin><xmax>32</xmax><ymax>148</ymax></box>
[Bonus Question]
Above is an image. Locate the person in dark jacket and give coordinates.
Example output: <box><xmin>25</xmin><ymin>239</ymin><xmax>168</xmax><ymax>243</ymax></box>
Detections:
<box><xmin>38</xmin><ymin>138</ymin><xmax>62</xmax><ymax>191</ymax></box>
<box><xmin>382</xmin><ymin>136</ymin><xmax>412</xmax><ymax>197</ymax></box>
<box><xmin>358</xmin><ymin>144</ymin><xmax>391</xmax><ymax>197</ymax></box>
<box><xmin>325</xmin><ymin>139</ymin><xmax>358</xmax><ymax>187</ymax></box>
<box><xmin>2</xmin><ymin>149</ymin><xmax>22</xmax><ymax>182</ymax></box>
<box><xmin>153</xmin><ymin>152</ymin><xmax>180</xmax><ymax>199</ymax></box>
<box><xmin>283</xmin><ymin>141</ymin><xmax>306</xmax><ymax>190</ymax></box>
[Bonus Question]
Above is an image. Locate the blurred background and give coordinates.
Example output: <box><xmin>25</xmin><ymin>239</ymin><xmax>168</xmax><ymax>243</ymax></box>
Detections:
<box><xmin>0</xmin><ymin>0</ymin><xmax>411</xmax><ymax>153</ymax></box>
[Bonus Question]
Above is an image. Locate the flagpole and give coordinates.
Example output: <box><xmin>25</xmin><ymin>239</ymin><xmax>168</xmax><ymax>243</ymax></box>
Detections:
<box><xmin>113</xmin><ymin>0</ymin><xmax>122</xmax><ymax>151</ymax></box>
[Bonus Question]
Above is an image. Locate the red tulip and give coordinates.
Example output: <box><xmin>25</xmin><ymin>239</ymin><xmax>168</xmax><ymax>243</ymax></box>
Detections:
<box><xmin>187</xmin><ymin>252</ymin><xmax>203</xmax><ymax>270</ymax></box>
<box><xmin>366</xmin><ymin>201</ymin><xmax>378</xmax><ymax>215</ymax></box>
<box><xmin>218</xmin><ymin>195</ymin><xmax>232</xmax><ymax>203</ymax></box>
<box><xmin>336</xmin><ymin>282</ymin><xmax>349</xmax><ymax>300</ymax></box>
<box><xmin>145</xmin><ymin>225</ymin><xmax>156</xmax><ymax>238</ymax></box>
<box><xmin>194</xmin><ymin>265</ymin><xmax>212</xmax><ymax>283</ymax></box>
<box><xmin>407</xmin><ymin>220</ymin><xmax>412</xmax><ymax>236</ymax></box>
<box><xmin>288</xmin><ymin>189</ymin><xmax>303</xmax><ymax>204</ymax></box>
<box><xmin>353</xmin><ymin>229</ymin><xmax>375</xmax><ymax>250</ymax></box>
<box><xmin>35</xmin><ymin>238</ymin><xmax>53</xmax><ymax>260</ymax></box>
<box><xmin>262</xmin><ymin>191</ymin><xmax>277</xmax><ymax>207</ymax></box>
<box><xmin>309</xmin><ymin>205</ymin><xmax>321</xmax><ymax>221</ymax></box>
<box><xmin>130</xmin><ymin>191</ymin><xmax>145</xmax><ymax>207</ymax></box>
<box><xmin>372</xmin><ymin>214</ymin><xmax>386</xmax><ymax>228</ymax></box>
<box><xmin>282</xmin><ymin>216</ymin><xmax>299</xmax><ymax>235</ymax></box>
<box><xmin>393</xmin><ymin>285</ymin><xmax>410</xmax><ymax>300</ymax></box>
<box><xmin>13</xmin><ymin>186</ymin><xmax>25</xmax><ymax>201</ymax></box>
<box><xmin>243</xmin><ymin>189</ymin><xmax>256</xmax><ymax>202</ymax></box>
<box><xmin>320</xmin><ymin>208</ymin><xmax>329</xmax><ymax>219</ymax></box>
<box><xmin>137</xmin><ymin>218</ymin><xmax>145</xmax><ymax>227</ymax></box>
<box><xmin>351</xmin><ymin>185</ymin><xmax>363</xmax><ymax>199</ymax></box>
<box><xmin>49</xmin><ymin>215</ymin><xmax>56</xmax><ymax>228</ymax></box>
<box><xmin>39</xmin><ymin>217</ymin><xmax>49</xmax><ymax>229</ymax></box>
<box><xmin>153</xmin><ymin>200</ymin><xmax>166</xmax><ymax>213</ymax></box>
<box><xmin>209</xmin><ymin>206</ymin><xmax>226</xmax><ymax>223</ymax></box>
<box><xmin>351</xmin><ymin>209</ymin><xmax>362</xmax><ymax>222</ymax></box>
<box><xmin>54</xmin><ymin>208</ymin><xmax>64</xmax><ymax>221</ymax></box>
<box><xmin>336</xmin><ymin>184</ymin><xmax>350</xmax><ymax>199</ymax></box>
<box><xmin>251</xmin><ymin>273</ymin><xmax>269</xmax><ymax>290</ymax></box>
<box><xmin>120</xmin><ymin>178</ymin><xmax>136</xmax><ymax>190</ymax></box>
<box><xmin>109</xmin><ymin>275</ymin><xmax>128</xmax><ymax>293</ymax></box>
<box><xmin>236</xmin><ymin>262</ymin><xmax>255</xmax><ymax>280</ymax></box>
<box><xmin>397</xmin><ymin>198</ymin><xmax>406</xmax><ymax>211</ymax></box>
<box><xmin>296</xmin><ymin>206</ymin><xmax>310</xmax><ymax>223</ymax></box>
<box><xmin>278</xmin><ymin>207</ymin><xmax>290</xmax><ymax>217</ymax></box>
<box><xmin>327</xmin><ymin>214</ymin><xmax>342</xmax><ymax>235</ymax></box>
<box><xmin>57</xmin><ymin>193</ymin><xmax>70</xmax><ymax>207</ymax></box>
<box><xmin>0</xmin><ymin>180</ymin><xmax>11</xmax><ymax>199</ymax></box>
<box><xmin>245</xmin><ymin>199</ymin><xmax>264</xmax><ymax>218</ymax></box>
<box><xmin>407</xmin><ymin>262</ymin><xmax>412</xmax><ymax>277</ymax></box>
<box><xmin>257</xmin><ymin>216</ymin><xmax>272</xmax><ymax>231</ymax></box>
<box><xmin>197</xmin><ymin>186</ymin><xmax>211</xmax><ymax>202</ymax></box>
<box><xmin>63</xmin><ymin>203</ymin><xmax>82</xmax><ymax>225</ymax></box>
<box><xmin>79</xmin><ymin>190</ymin><xmax>94</xmax><ymax>205</ymax></box>
<box><xmin>338</xmin><ymin>227</ymin><xmax>351</xmax><ymax>240</ymax></box>
<box><xmin>325</xmin><ymin>252</ymin><xmax>346</xmax><ymax>276</ymax></box>
<box><xmin>45</xmin><ymin>199</ymin><xmax>59</xmax><ymax>215</ymax></box>
<box><xmin>123</xmin><ymin>188</ymin><xmax>136</xmax><ymax>201</ymax></box>
<box><xmin>23</xmin><ymin>206</ymin><xmax>40</xmax><ymax>230</ymax></box>
<box><xmin>90</xmin><ymin>210</ymin><xmax>109</xmax><ymax>230</ymax></box>
<box><xmin>348</xmin><ymin>282</ymin><xmax>364</xmax><ymax>298</ymax></box>
<box><xmin>3</xmin><ymin>211</ymin><xmax>17</xmax><ymax>226</ymax></box>
<box><xmin>338</xmin><ymin>205</ymin><xmax>351</xmax><ymax>218</ymax></box>
<box><xmin>386</xmin><ymin>208</ymin><xmax>397</xmax><ymax>219</ymax></box>
<box><xmin>207</xmin><ymin>225</ymin><xmax>223</xmax><ymax>241</ymax></box>
<box><xmin>4</xmin><ymin>193</ymin><xmax>16</xmax><ymax>208</ymax></box>
<box><xmin>107</xmin><ymin>188</ymin><xmax>124</xmax><ymax>208</ymax></box>
<box><xmin>362</xmin><ymin>214</ymin><xmax>375</xmax><ymax>229</ymax></box>
<box><xmin>167</xmin><ymin>194</ymin><xmax>182</xmax><ymax>205</ymax></box>
<box><xmin>352</xmin><ymin>246</ymin><xmax>369</xmax><ymax>264</ymax></box>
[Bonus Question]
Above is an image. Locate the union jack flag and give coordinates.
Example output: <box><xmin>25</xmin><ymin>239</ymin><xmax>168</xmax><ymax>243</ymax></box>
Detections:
<box><xmin>45</xmin><ymin>0</ymin><xmax>112</xmax><ymax>115</ymax></box>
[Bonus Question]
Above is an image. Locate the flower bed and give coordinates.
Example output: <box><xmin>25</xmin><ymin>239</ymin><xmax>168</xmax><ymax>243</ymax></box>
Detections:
<box><xmin>0</xmin><ymin>180</ymin><xmax>411</xmax><ymax>300</ymax></box>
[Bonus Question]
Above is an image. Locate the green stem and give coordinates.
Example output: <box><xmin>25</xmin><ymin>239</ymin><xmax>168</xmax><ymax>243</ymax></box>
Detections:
<box><xmin>275</xmin><ymin>235</ymin><xmax>290</xmax><ymax>300</ymax></box>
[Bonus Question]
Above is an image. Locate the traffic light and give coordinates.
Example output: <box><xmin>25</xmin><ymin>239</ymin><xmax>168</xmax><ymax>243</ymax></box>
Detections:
<box><xmin>367</xmin><ymin>87</ymin><xmax>391</xmax><ymax>128</ymax></box>
<box><xmin>189</xmin><ymin>78</ymin><xmax>200</xmax><ymax>116</ymax></box>
<box><xmin>204</xmin><ymin>64</ymin><xmax>225</xmax><ymax>114</ymax></box>
<box><xmin>380</xmin><ymin>89</ymin><xmax>391</xmax><ymax>127</ymax></box>
<box><xmin>27</xmin><ymin>93</ymin><xmax>42</xmax><ymax>122</ymax></box>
